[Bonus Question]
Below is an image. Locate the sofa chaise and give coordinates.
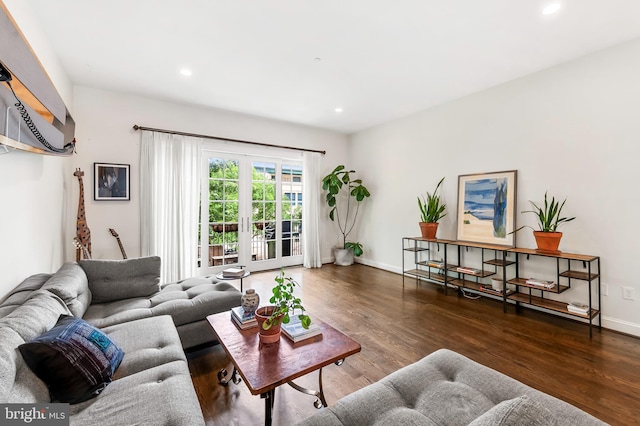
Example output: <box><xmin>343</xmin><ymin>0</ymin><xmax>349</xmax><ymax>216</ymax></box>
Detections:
<box><xmin>0</xmin><ymin>256</ymin><xmax>241</xmax><ymax>425</ymax></box>
<box><xmin>296</xmin><ymin>348</ymin><xmax>607</xmax><ymax>426</ymax></box>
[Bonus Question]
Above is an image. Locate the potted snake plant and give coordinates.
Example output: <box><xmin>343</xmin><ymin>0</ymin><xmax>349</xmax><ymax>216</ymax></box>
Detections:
<box><xmin>513</xmin><ymin>191</ymin><xmax>575</xmax><ymax>253</ymax></box>
<box><xmin>418</xmin><ymin>177</ymin><xmax>446</xmax><ymax>239</ymax></box>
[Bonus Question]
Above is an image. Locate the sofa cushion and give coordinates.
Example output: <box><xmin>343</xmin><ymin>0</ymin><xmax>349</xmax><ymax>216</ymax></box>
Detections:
<box><xmin>0</xmin><ymin>291</ymin><xmax>71</xmax><ymax>342</ymax></box>
<box><xmin>0</xmin><ymin>327</ymin><xmax>50</xmax><ymax>403</ymax></box>
<box><xmin>0</xmin><ymin>273</ymin><xmax>52</xmax><ymax>318</ymax></box>
<box><xmin>294</xmin><ymin>349</ymin><xmax>606</xmax><ymax>426</ymax></box>
<box><xmin>83</xmin><ymin>279</ymin><xmax>240</xmax><ymax>329</ymax></box>
<box><xmin>18</xmin><ymin>315</ymin><xmax>124</xmax><ymax>404</ymax></box>
<box><xmin>101</xmin><ymin>315</ymin><xmax>187</xmax><ymax>380</ymax></box>
<box><xmin>79</xmin><ymin>256</ymin><xmax>161</xmax><ymax>303</ymax></box>
<box><xmin>69</xmin><ymin>361</ymin><xmax>205</xmax><ymax>426</ymax></box>
<box><xmin>469</xmin><ymin>396</ymin><xmax>557</xmax><ymax>426</ymax></box>
<box><xmin>41</xmin><ymin>262</ymin><xmax>92</xmax><ymax>317</ymax></box>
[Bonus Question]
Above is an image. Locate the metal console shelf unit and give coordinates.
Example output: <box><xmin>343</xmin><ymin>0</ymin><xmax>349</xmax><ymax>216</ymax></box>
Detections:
<box><xmin>402</xmin><ymin>238</ymin><xmax>516</xmax><ymax>298</ymax></box>
<box><xmin>506</xmin><ymin>247</ymin><xmax>601</xmax><ymax>338</ymax></box>
<box><xmin>402</xmin><ymin>237</ymin><xmax>602</xmax><ymax>337</ymax></box>
<box><xmin>402</xmin><ymin>237</ymin><xmax>453</xmax><ymax>295</ymax></box>
<box><xmin>443</xmin><ymin>240</ymin><xmax>516</xmax><ymax>307</ymax></box>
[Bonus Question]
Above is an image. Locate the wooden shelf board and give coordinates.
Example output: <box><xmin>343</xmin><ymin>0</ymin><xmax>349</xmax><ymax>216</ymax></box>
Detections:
<box><xmin>448</xmin><ymin>267</ymin><xmax>494</xmax><ymax>278</ymax></box>
<box><xmin>507</xmin><ymin>278</ymin><xmax>569</xmax><ymax>294</ymax></box>
<box><xmin>508</xmin><ymin>293</ymin><xmax>600</xmax><ymax>320</ymax></box>
<box><xmin>405</xmin><ymin>237</ymin><xmax>455</xmax><ymax>243</ymax></box>
<box><xmin>417</xmin><ymin>261</ymin><xmax>456</xmax><ymax>269</ymax></box>
<box><xmin>450</xmin><ymin>279</ymin><xmax>515</xmax><ymax>296</ymax></box>
<box><xmin>403</xmin><ymin>247</ymin><xmax>428</xmax><ymax>252</ymax></box>
<box><xmin>560</xmin><ymin>270</ymin><xmax>599</xmax><ymax>281</ymax></box>
<box><xmin>508</xmin><ymin>247</ymin><xmax>598</xmax><ymax>262</ymax></box>
<box><xmin>404</xmin><ymin>269</ymin><xmax>446</xmax><ymax>283</ymax></box>
<box><xmin>446</xmin><ymin>241</ymin><xmax>515</xmax><ymax>251</ymax></box>
<box><xmin>484</xmin><ymin>258</ymin><xmax>516</xmax><ymax>267</ymax></box>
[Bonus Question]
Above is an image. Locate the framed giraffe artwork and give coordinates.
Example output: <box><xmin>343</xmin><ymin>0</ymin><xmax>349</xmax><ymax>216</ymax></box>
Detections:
<box><xmin>94</xmin><ymin>163</ymin><xmax>130</xmax><ymax>201</ymax></box>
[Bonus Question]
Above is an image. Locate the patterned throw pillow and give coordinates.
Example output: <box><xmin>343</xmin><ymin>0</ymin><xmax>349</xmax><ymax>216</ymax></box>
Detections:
<box><xmin>18</xmin><ymin>314</ymin><xmax>124</xmax><ymax>403</ymax></box>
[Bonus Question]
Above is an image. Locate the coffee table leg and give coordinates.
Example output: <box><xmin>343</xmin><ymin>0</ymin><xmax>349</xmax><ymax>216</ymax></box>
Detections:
<box><xmin>261</xmin><ymin>388</ymin><xmax>275</xmax><ymax>426</ymax></box>
<box><xmin>287</xmin><ymin>366</ymin><xmax>328</xmax><ymax>409</ymax></box>
<box><xmin>217</xmin><ymin>366</ymin><xmax>240</xmax><ymax>386</ymax></box>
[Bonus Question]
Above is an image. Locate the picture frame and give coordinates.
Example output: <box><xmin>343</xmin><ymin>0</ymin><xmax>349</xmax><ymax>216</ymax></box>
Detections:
<box><xmin>456</xmin><ymin>170</ymin><xmax>517</xmax><ymax>247</ymax></box>
<box><xmin>94</xmin><ymin>163</ymin><xmax>130</xmax><ymax>201</ymax></box>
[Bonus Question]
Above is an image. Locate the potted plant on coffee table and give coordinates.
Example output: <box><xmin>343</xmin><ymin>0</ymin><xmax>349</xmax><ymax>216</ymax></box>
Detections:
<box><xmin>321</xmin><ymin>165</ymin><xmax>371</xmax><ymax>266</ymax></box>
<box><xmin>514</xmin><ymin>191</ymin><xmax>575</xmax><ymax>253</ymax></box>
<box><xmin>254</xmin><ymin>269</ymin><xmax>311</xmax><ymax>344</ymax></box>
<box><xmin>418</xmin><ymin>177</ymin><xmax>446</xmax><ymax>239</ymax></box>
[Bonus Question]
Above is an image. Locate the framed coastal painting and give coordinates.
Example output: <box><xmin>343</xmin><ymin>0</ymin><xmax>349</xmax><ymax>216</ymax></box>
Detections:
<box><xmin>94</xmin><ymin>163</ymin><xmax>130</xmax><ymax>201</ymax></box>
<box><xmin>456</xmin><ymin>170</ymin><xmax>517</xmax><ymax>247</ymax></box>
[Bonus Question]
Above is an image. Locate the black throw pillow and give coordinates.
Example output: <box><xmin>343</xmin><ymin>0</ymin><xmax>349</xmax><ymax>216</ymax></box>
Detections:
<box><xmin>18</xmin><ymin>314</ymin><xmax>124</xmax><ymax>404</ymax></box>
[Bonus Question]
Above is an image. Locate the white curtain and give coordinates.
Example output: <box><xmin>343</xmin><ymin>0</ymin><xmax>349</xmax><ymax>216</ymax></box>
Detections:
<box><xmin>302</xmin><ymin>151</ymin><xmax>322</xmax><ymax>268</ymax></box>
<box><xmin>140</xmin><ymin>131</ymin><xmax>202</xmax><ymax>282</ymax></box>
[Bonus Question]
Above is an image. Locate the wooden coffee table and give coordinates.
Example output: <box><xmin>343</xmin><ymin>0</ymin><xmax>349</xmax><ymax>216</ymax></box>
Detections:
<box><xmin>207</xmin><ymin>311</ymin><xmax>361</xmax><ymax>426</ymax></box>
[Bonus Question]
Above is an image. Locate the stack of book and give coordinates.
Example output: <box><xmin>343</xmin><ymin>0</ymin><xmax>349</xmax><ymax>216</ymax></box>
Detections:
<box><xmin>427</xmin><ymin>260</ymin><xmax>444</xmax><ymax>269</ymax></box>
<box><xmin>567</xmin><ymin>302</ymin><xmax>590</xmax><ymax>315</ymax></box>
<box><xmin>479</xmin><ymin>286</ymin><xmax>504</xmax><ymax>295</ymax></box>
<box><xmin>281</xmin><ymin>316</ymin><xmax>322</xmax><ymax>343</ymax></box>
<box><xmin>223</xmin><ymin>267</ymin><xmax>245</xmax><ymax>278</ymax></box>
<box><xmin>456</xmin><ymin>266</ymin><xmax>481</xmax><ymax>275</ymax></box>
<box><xmin>230</xmin><ymin>306</ymin><xmax>257</xmax><ymax>329</ymax></box>
<box><xmin>525</xmin><ymin>278</ymin><xmax>556</xmax><ymax>289</ymax></box>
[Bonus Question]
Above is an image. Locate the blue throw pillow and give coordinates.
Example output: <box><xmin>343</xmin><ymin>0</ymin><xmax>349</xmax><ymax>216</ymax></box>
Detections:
<box><xmin>18</xmin><ymin>314</ymin><xmax>124</xmax><ymax>403</ymax></box>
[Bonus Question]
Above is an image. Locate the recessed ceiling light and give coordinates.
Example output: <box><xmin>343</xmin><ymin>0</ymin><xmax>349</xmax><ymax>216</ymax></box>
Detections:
<box><xmin>542</xmin><ymin>3</ymin><xmax>561</xmax><ymax>15</ymax></box>
<box><xmin>334</xmin><ymin>107</ymin><xmax>343</xmax><ymax>113</ymax></box>
<box><xmin>180</xmin><ymin>69</ymin><xmax>192</xmax><ymax>76</ymax></box>
<box><xmin>314</xmin><ymin>57</ymin><xmax>322</xmax><ymax>62</ymax></box>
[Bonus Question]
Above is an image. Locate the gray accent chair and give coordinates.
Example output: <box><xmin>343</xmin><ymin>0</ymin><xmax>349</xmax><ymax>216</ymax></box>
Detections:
<box><xmin>0</xmin><ymin>256</ymin><xmax>242</xmax><ymax>425</ymax></box>
<box><xmin>295</xmin><ymin>349</ymin><xmax>608</xmax><ymax>426</ymax></box>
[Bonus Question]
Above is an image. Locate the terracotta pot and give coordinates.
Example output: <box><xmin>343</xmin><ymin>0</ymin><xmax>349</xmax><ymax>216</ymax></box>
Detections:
<box><xmin>255</xmin><ymin>306</ymin><xmax>283</xmax><ymax>344</ymax></box>
<box><xmin>533</xmin><ymin>231</ymin><xmax>563</xmax><ymax>253</ymax></box>
<box><xmin>419</xmin><ymin>222</ymin><xmax>439</xmax><ymax>240</ymax></box>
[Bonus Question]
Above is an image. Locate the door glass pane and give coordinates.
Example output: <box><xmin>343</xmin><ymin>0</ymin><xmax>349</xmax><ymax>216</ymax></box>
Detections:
<box><xmin>208</xmin><ymin>158</ymin><xmax>239</xmax><ymax>267</ymax></box>
<box><xmin>281</xmin><ymin>164</ymin><xmax>302</xmax><ymax>257</ymax></box>
<box><xmin>251</xmin><ymin>162</ymin><xmax>276</xmax><ymax>261</ymax></box>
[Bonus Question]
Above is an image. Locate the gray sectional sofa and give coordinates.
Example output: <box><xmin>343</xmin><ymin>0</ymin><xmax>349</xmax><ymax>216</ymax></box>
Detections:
<box><xmin>296</xmin><ymin>348</ymin><xmax>607</xmax><ymax>426</ymax></box>
<box><xmin>0</xmin><ymin>256</ymin><xmax>241</xmax><ymax>425</ymax></box>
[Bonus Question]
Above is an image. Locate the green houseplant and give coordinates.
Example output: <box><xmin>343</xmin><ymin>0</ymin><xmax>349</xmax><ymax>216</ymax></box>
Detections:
<box><xmin>513</xmin><ymin>191</ymin><xmax>575</xmax><ymax>253</ymax></box>
<box><xmin>321</xmin><ymin>165</ymin><xmax>371</xmax><ymax>265</ymax></box>
<box><xmin>254</xmin><ymin>269</ymin><xmax>311</xmax><ymax>344</ymax></box>
<box><xmin>418</xmin><ymin>177</ymin><xmax>446</xmax><ymax>239</ymax></box>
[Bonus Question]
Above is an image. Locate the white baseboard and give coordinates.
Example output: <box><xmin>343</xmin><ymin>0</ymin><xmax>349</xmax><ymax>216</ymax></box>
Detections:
<box><xmin>601</xmin><ymin>316</ymin><xmax>640</xmax><ymax>337</ymax></box>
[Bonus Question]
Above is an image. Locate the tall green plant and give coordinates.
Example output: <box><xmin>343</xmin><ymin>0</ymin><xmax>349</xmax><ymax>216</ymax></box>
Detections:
<box><xmin>418</xmin><ymin>177</ymin><xmax>446</xmax><ymax>223</ymax></box>
<box><xmin>321</xmin><ymin>165</ymin><xmax>371</xmax><ymax>249</ymax></box>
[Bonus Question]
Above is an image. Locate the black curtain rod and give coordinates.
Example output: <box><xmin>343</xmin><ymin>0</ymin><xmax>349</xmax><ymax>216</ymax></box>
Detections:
<box><xmin>132</xmin><ymin>124</ymin><xmax>326</xmax><ymax>155</ymax></box>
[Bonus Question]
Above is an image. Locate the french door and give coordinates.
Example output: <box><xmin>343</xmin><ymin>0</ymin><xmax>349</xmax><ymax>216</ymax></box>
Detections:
<box><xmin>199</xmin><ymin>151</ymin><xmax>303</xmax><ymax>275</ymax></box>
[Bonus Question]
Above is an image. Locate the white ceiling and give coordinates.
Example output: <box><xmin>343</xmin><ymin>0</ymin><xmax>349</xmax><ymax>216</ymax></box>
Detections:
<box><xmin>23</xmin><ymin>0</ymin><xmax>640</xmax><ymax>134</ymax></box>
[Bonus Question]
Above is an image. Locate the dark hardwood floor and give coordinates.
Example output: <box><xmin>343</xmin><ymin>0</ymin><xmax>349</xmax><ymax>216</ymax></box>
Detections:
<box><xmin>187</xmin><ymin>264</ymin><xmax>640</xmax><ymax>425</ymax></box>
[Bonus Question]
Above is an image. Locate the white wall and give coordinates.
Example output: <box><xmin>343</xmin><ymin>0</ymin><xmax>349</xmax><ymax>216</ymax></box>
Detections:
<box><xmin>71</xmin><ymin>86</ymin><xmax>348</xmax><ymax>262</ymax></box>
<box><xmin>349</xmin><ymin>37</ymin><xmax>640</xmax><ymax>336</ymax></box>
<box><xmin>0</xmin><ymin>1</ymin><xmax>74</xmax><ymax>298</ymax></box>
